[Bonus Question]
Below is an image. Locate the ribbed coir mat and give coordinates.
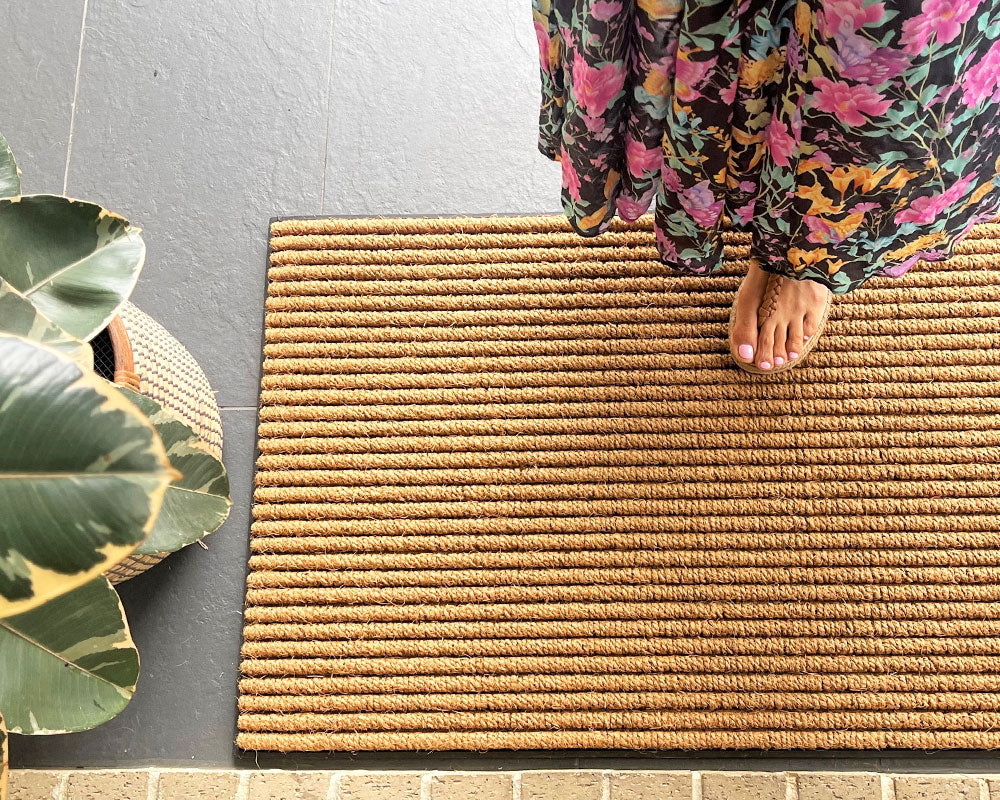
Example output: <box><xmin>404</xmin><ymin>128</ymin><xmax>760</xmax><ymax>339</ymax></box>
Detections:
<box><xmin>239</xmin><ymin>213</ymin><xmax>1000</xmax><ymax>752</ymax></box>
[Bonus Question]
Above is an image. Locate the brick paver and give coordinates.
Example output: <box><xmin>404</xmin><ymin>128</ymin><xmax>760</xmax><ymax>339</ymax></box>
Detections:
<box><xmin>65</xmin><ymin>770</ymin><xmax>150</xmax><ymax>800</ymax></box>
<box><xmin>519</xmin><ymin>770</ymin><xmax>603</xmax><ymax>800</ymax></box>
<box><xmin>702</xmin><ymin>771</ymin><xmax>788</xmax><ymax>800</ymax></box>
<box><xmin>7</xmin><ymin>770</ymin><xmax>66</xmax><ymax>800</ymax></box>
<box><xmin>608</xmin><ymin>770</ymin><xmax>691</xmax><ymax>799</ymax></box>
<box><xmin>247</xmin><ymin>770</ymin><xmax>330</xmax><ymax>800</ymax></box>
<box><xmin>797</xmin><ymin>772</ymin><xmax>883</xmax><ymax>800</ymax></box>
<box><xmin>157</xmin><ymin>770</ymin><xmax>240</xmax><ymax>799</ymax></box>
<box><xmin>893</xmin><ymin>775</ymin><xmax>982</xmax><ymax>800</ymax></box>
<box><xmin>428</xmin><ymin>772</ymin><xmax>514</xmax><ymax>800</ymax></box>
<box><xmin>337</xmin><ymin>771</ymin><xmax>423</xmax><ymax>800</ymax></box>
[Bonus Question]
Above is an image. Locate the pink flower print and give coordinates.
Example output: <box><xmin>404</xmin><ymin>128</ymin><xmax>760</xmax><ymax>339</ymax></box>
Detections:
<box><xmin>894</xmin><ymin>195</ymin><xmax>946</xmax><ymax>225</ymax></box>
<box><xmin>832</xmin><ymin>29</ymin><xmax>908</xmax><ymax>83</ymax></box>
<box><xmin>720</xmin><ymin>76</ymin><xmax>738</xmax><ymax>106</ymax></box>
<box><xmin>765</xmin><ymin>116</ymin><xmax>797</xmax><ymax>168</ymax></box>
<box><xmin>680</xmin><ymin>180</ymin><xmax>724</xmax><ymax>228</ymax></box>
<box><xmin>804</xmin><ymin>215</ymin><xmax>845</xmax><ymax>244</ymax></box>
<box><xmin>785</xmin><ymin>29</ymin><xmax>802</xmax><ymax>73</ymax></box>
<box><xmin>935</xmin><ymin>171</ymin><xmax>973</xmax><ymax>201</ymax></box>
<box><xmin>591</xmin><ymin>0</ymin><xmax>623</xmax><ymax>21</ymax></box>
<box><xmin>929</xmin><ymin>83</ymin><xmax>960</xmax><ymax>109</ymax></box>
<box><xmin>733</xmin><ymin>200</ymin><xmax>757</xmax><ymax>224</ymax></box>
<box><xmin>882</xmin><ymin>253</ymin><xmax>920</xmax><ymax>277</ymax></box>
<box><xmin>850</xmin><ymin>202</ymin><xmax>881</xmax><ymax>213</ymax></box>
<box><xmin>617</xmin><ymin>190</ymin><xmax>655</xmax><ymax>221</ymax></box>
<box><xmin>572</xmin><ymin>53</ymin><xmax>626</xmax><ymax>117</ymax></box>
<box><xmin>674</xmin><ymin>51</ymin><xmax>716</xmax><ymax>103</ymax></box>
<box><xmin>655</xmin><ymin>227</ymin><xmax>679</xmax><ymax>260</ymax></box>
<box><xmin>810</xmin><ymin>149</ymin><xmax>833</xmax><ymax>168</ymax></box>
<box><xmin>662</xmin><ymin>166</ymin><xmax>683</xmax><ymax>193</ymax></box>
<box><xmin>819</xmin><ymin>0</ymin><xmax>885</xmax><ymax>36</ymax></box>
<box><xmin>811</xmin><ymin>77</ymin><xmax>892</xmax><ymax>126</ymax></box>
<box><xmin>884</xmin><ymin>249</ymin><xmax>945</xmax><ymax>277</ymax></box>
<box><xmin>650</xmin><ymin>57</ymin><xmax>675</xmax><ymax>83</ymax></box>
<box><xmin>900</xmin><ymin>0</ymin><xmax>981</xmax><ymax>54</ymax></box>
<box><xmin>625</xmin><ymin>138</ymin><xmax>662</xmax><ymax>178</ymax></box>
<box><xmin>962</xmin><ymin>39</ymin><xmax>1000</xmax><ymax>107</ymax></box>
<box><xmin>844</xmin><ymin>49</ymin><xmax>909</xmax><ymax>83</ymax></box>
<box><xmin>970</xmin><ymin>207</ymin><xmax>1000</xmax><ymax>227</ymax></box>
<box><xmin>894</xmin><ymin>174</ymin><xmax>975</xmax><ymax>224</ymax></box>
<box><xmin>560</xmin><ymin>147</ymin><xmax>582</xmax><ymax>202</ymax></box>
<box><xmin>583</xmin><ymin>112</ymin><xmax>607</xmax><ymax>133</ymax></box>
<box><xmin>534</xmin><ymin>21</ymin><xmax>551</xmax><ymax>72</ymax></box>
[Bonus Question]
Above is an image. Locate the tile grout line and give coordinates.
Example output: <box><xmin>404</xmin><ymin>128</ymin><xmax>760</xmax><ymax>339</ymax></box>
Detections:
<box><xmin>326</xmin><ymin>770</ymin><xmax>344</xmax><ymax>800</ymax></box>
<box><xmin>146</xmin><ymin>769</ymin><xmax>159</xmax><ymax>800</ymax></box>
<box><xmin>785</xmin><ymin>772</ymin><xmax>798</xmax><ymax>800</ymax></box>
<box><xmin>63</xmin><ymin>0</ymin><xmax>90</xmax><ymax>195</ymax></box>
<box><xmin>692</xmin><ymin>770</ymin><xmax>703</xmax><ymax>800</ymax></box>
<box><xmin>318</xmin><ymin>0</ymin><xmax>338</xmax><ymax>214</ymax></box>
<box><xmin>420</xmin><ymin>771</ymin><xmax>434</xmax><ymax>800</ymax></box>
<box><xmin>234</xmin><ymin>770</ymin><xmax>250</xmax><ymax>800</ymax></box>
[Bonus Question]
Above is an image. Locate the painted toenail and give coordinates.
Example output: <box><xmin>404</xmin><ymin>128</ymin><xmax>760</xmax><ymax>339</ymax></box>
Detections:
<box><xmin>774</xmin><ymin>356</ymin><xmax>784</xmax><ymax>366</ymax></box>
<box><xmin>759</xmin><ymin>361</ymin><xmax>771</xmax><ymax>370</ymax></box>
<box><xmin>738</xmin><ymin>344</ymin><xmax>753</xmax><ymax>361</ymax></box>
<box><xmin>789</xmin><ymin>351</ymin><xmax>799</xmax><ymax>360</ymax></box>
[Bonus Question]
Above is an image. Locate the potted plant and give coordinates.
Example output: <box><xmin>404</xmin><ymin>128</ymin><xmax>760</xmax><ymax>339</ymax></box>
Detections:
<box><xmin>0</xmin><ymin>133</ymin><xmax>231</xmax><ymax>798</ymax></box>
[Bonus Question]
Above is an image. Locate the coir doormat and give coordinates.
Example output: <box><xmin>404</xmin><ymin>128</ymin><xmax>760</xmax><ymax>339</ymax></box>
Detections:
<box><xmin>239</xmin><ymin>214</ymin><xmax>1000</xmax><ymax>751</ymax></box>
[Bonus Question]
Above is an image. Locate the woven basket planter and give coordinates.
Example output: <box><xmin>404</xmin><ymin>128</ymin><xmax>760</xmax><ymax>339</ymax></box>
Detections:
<box><xmin>95</xmin><ymin>303</ymin><xmax>224</xmax><ymax>583</ymax></box>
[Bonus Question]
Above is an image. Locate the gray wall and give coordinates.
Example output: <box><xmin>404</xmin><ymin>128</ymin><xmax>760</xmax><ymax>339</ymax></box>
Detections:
<box><xmin>3</xmin><ymin>0</ymin><xmax>997</xmax><ymax>772</ymax></box>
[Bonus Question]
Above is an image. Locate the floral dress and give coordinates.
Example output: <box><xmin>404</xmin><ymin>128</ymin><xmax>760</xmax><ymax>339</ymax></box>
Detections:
<box><xmin>533</xmin><ymin>0</ymin><xmax>1000</xmax><ymax>293</ymax></box>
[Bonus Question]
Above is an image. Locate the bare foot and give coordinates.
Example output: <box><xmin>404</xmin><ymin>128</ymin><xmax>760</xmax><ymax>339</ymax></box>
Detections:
<box><xmin>731</xmin><ymin>261</ymin><xmax>831</xmax><ymax>371</ymax></box>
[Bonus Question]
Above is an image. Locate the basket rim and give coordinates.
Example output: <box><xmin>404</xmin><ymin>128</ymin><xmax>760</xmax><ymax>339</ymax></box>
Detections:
<box><xmin>106</xmin><ymin>313</ymin><xmax>141</xmax><ymax>390</ymax></box>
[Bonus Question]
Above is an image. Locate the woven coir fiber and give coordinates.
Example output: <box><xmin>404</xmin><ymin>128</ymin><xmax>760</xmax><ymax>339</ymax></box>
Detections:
<box><xmin>239</xmin><ymin>214</ymin><xmax>1000</xmax><ymax>751</ymax></box>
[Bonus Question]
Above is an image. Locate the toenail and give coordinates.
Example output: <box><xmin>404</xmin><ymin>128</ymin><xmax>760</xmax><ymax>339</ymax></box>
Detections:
<box><xmin>738</xmin><ymin>344</ymin><xmax>753</xmax><ymax>361</ymax></box>
<box><xmin>774</xmin><ymin>356</ymin><xmax>784</xmax><ymax>366</ymax></box>
<box><xmin>789</xmin><ymin>351</ymin><xmax>799</xmax><ymax>360</ymax></box>
<box><xmin>759</xmin><ymin>361</ymin><xmax>771</xmax><ymax>370</ymax></box>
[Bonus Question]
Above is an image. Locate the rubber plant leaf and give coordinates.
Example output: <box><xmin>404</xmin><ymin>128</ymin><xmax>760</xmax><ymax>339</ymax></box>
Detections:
<box><xmin>0</xmin><ymin>134</ymin><xmax>18</xmax><ymax>199</ymax></box>
<box><xmin>0</xmin><ymin>577</ymin><xmax>139</xmax><ymax>734</ymax></box>
<box><xmin>0</xmin><ymin>279</ymin><xmax>93</xmax><ymax>371</ymax></box>
<box><xmin>0</xmin><ymin>195</ymin><xmax>144</xmax><ymax>341</ymax></box>
<box><xmin>0</xmin><ymin>335</ymin><xmax>174</xmax><ymax>617</ymax></box>
<box><xmin>119</xmin><ymin>387</ymin><xmax>231</xmax><ymax>555</ymax></box>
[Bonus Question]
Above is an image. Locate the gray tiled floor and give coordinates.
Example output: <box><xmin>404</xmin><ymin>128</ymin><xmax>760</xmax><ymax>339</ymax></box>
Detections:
<box><xmin>5</xmin><ymin>0</ymin><xmax>1000</xmax><ymax>772</ymax></box>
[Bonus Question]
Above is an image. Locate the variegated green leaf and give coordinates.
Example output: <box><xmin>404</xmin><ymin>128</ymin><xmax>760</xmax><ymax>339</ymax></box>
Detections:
<box><xmin>119</xmin><ymin>388</ymin><xmax>231</xmax><ymax>555</ymax></box>
<box><xmin>0</xmin><ymin>577</ymin><xmax>139</xmax><ymax>734</ymax></box>
<box><xmin>0</xmin><ymin>712</ymin><xmax>7</xmax><ymax>800</ymax></box>
<box><xmin>0</xmin><ymin>195</ymin><xmax>144</xmax><ymax>341</ymax></box>
<box><xmin>0</xmin><ymin>335</ymin><xmax>174</xmax><ymax>617</ymax></box>
<box><xmin>0</xmin><ymin>134</ymin><xmax>18</xmax><ymax>200</ymax></box>
<box><xmin>0</xmin><ymin>279</ymin><xmax>92</xmax><ymax>371</ymax></box>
